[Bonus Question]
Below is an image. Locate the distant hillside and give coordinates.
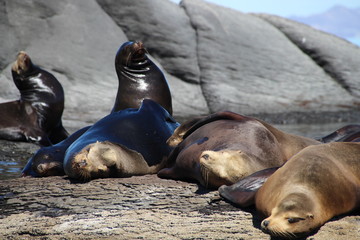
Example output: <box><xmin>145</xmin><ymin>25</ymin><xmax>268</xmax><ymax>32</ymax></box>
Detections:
<box><xmin>290</xmin><ymin>5</ymin><xmax>360</xmax><ymax>46</ymax></box>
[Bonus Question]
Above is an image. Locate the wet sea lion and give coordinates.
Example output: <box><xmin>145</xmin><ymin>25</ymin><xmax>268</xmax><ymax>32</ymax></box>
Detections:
<box><xmin>221</xmin><ymin>142</ymin><xmax>360</xmax><ymax>238</ymax></box>
<box><xmin>112</xmin><ymin>41</ymin><xmax>173</xmax><ymax>114</ymax></box>
<box><xmin>0</xmin><ymin>51</ymin><xmax>68</xmax><ymax>146</ymax></box>
<box><xmin>157</xmin><ymin>111</ymin><xmax>319</xmax><ymax>189</ymax></box>
<box><xmin>22</xmin><ymin>126</ymin><xmax>91</xmax><ymax>177</ymax></box>
<box><xmin>64</xmin><ymin>99</ymin><xmax>179</xmax><ymax>180</ymax></box>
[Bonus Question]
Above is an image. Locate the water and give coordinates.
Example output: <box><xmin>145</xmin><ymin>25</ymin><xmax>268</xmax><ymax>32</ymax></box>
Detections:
<box><xmin>0</xmin><ymin>122</ymin><xmax>354</xmax><ymax>180</ymax></box>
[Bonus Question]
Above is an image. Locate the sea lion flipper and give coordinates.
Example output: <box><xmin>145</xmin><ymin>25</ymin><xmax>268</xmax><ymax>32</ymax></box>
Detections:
<box><xmin>48</xmin><ymin>121</ymin><xmax>69</xmax><ymax>144</ymax></box>
<box><xmin>219</xmin><ymin>185</ymin><xmax>257</xmax><ymax>208</ymax></box>
<box><xmin>157</xmin><ymin>167</ymin><xmax>180</xmax><ymax>179</ymax></box>
<box><xmin>318</xmin><ymin>124</ymin><xmax>360</xmax><ymax>143</ymax></box>
<box><xmin>219</xmin><ymin>167</ymin><xmax>279</xmax><ymax>207</ymax></box>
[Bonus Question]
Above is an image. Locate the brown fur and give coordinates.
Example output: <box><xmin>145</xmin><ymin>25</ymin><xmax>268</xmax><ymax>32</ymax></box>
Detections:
<box><xmin>256</xmin><ymin>142</ymin><xmax>360</xmax><ymax>238</ymax></box>
<box><xmin>158</xmin><ymin>112</ymin><xmax>320</xmax><ymax>188</ymax></box>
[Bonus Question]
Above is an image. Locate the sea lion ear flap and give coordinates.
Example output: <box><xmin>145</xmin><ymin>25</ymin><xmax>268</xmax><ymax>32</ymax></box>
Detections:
<box><xmin>218</xmin><ymin>167</ymin><xmax>279</xmax><ymax>208</ymax></box>
<box><xmin>307</xmin><ymin>213</ymin><xmax>314</xmax><ymax>219</ymax></box>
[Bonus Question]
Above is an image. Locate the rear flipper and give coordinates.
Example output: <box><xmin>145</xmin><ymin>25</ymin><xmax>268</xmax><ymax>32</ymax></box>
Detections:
<box><xmin>218</xmin><ymin>167</ymin><xmax>279</xmax><ymax>208</ymax></box>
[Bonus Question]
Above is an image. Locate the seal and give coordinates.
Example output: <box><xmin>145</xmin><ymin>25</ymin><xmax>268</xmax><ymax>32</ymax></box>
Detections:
<box><xmin>22</xmin><ymin>126</ymin><xmax>91</xmax><ymax>177</ymax></box>
<box><xmin>64</xmin><ymin>99</ymin><xmax>179</xmax><ymax>180</ymax></box>
<box><xmin>253</xmin><ymin>142</ymin><xmax>360</xmax><ymax>238</ymax></box>
<box><xmin>112</xmin><ymin>41</ymin><xmax>173</xmax><ymax>115</ymax></box>
<box><xmin>0</xmin><ymin>51</ymin><xmax>68</xmax><ymax>146</ymax></box>
<box><xmin>157</xmin><ymin>111</ymin><xmax>319</xmax><ymax>188</ymax></box>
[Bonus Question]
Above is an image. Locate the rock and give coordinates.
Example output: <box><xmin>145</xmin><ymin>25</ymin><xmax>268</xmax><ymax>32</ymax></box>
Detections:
<box><xmin>181</xmin><ymin>0</ymin><xmax>359</xmax><ymax>115</ymax></box>
<box><xmin>1</xmin><ymin>175</ymin><xmax>359</xmax><ymax>239</ymax></box>
<box><xmin>1</xmin><ymin>0</ymin><xmax>128</xmax><ymax>129</ymax></box>
<box><xmin>1</xmin><ymin>0</ymin><xmax>360</xmax><ymax>124</ymax></box>
<box><xmin>258</xmin><ymin>13</ymin><xmax>360</xmax><ymax>97</ymax></box>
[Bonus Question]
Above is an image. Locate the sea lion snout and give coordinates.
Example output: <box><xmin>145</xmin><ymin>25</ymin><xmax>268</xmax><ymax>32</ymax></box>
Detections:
<box><xmin>261</xmin><ymin>219</ymin><xmax>270</xmax><ymax>232</ymax></box>
<box><xmin>12</xmin><ymin>51</ymin><xmax>31</xmax><ymax>75</ymax></box>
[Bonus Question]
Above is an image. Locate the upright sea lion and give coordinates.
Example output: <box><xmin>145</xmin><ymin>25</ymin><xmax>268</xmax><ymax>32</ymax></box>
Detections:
<box><xmin>64</xmin><ymin>99</ymin><xmax>179</xmax><ymax>180</ymax></box>
<box><xmin>157</xmin><ymin>111</ymin><xmax>319</xmax><ymax>189</ymax></box>
<box><xmin>112</xmin><ymin>41</ymin><xmax>173</xmax><ymax>114</ymax></box>
<box><xmin>0</xmin><ymin>51</ymin><xmax>68</xmax><ymax>146</ymax></box>
<box><xmin>252</xmin><ymin>142</ymin><xmax>360</xmax><ymax>238</ymax></box>
<box><xmin>22</xmin><ymin>126</ymin><xmax>91</xmax><ymax>177</ymax></box>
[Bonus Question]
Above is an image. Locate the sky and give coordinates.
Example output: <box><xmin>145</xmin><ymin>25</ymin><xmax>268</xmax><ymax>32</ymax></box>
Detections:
<box><xmin>170</xmin><ymin>0</ymin><xmax>360</xmax><ymax>17</ymax></box>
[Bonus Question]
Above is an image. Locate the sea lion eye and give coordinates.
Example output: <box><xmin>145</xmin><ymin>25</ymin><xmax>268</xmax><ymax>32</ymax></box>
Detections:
<box><xmin>287</xmin><ymin>217</ymin><xmax>305</xmax><ymax>223</ymax></box>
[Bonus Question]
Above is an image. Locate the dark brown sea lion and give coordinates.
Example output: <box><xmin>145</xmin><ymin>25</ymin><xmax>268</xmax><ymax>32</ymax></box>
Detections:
<box><xmin>112</xmin><ymin>41</ymin><xmax>173</xmax><ymax>114</ymax></box>
<box><xmin>64</xmin><ymin>99</ymin><xmax>179</xmax><ymax>180</ymax></box>
<box><xmin>22</xmin><ymin>126</ymin><xmax>91</xmax><ymax>177</ymax></box>
<box><xmin>253</xmin><ymin>142</ymin><xmax>360</xmax><ymax>238</ymax></box>
<box><xmin>0</xmin><ymin>51</ymin><xmax>68</xmax><ymax>146</ymax></box>
<box><xmin>157</xmin><ymin>111</ymin><xmax>319</xmax><ymax>189</ymax></box>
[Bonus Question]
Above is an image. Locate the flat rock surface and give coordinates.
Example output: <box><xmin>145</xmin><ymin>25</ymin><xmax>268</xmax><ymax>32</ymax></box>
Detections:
<box><xmin>0</xmin><ymin>175</ymin><xmax>359</xmax><ymax>239</ymax></box>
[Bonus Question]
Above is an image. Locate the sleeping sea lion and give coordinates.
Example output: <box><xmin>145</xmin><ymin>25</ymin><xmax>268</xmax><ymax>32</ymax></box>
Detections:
<box><xmin>22</xmin><ymin>126</ymin><xmax>91</xmax><ymax>177</ymax></box>
<box><xmin>64</xmin><ymin>99</ymin><xmax>179</xmax><ymax>180</ymax></box>
<box><xmin>0</xmin><ymin>51</ymin><xmax>68</xmax><ymax>146</ymax></box>
<box><xmin>112</xmin><ymin>41</ymin><xmax>172</xmax><ymax>114</ymax></box>
<box><xmin>157</xmin><ymin>111</ymin><xmax>319</xmax><ymax>189</ymax></box>
<box><xmin>253</xmin><ymin>142</ymin><xmax>360</xmax><ymax>238</ymax></box>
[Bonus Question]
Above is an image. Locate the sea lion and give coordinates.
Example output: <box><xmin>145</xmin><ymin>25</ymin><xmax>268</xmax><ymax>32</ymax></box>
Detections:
<box><xmin>112</xmin><ymin>41</ymin><xmax>173</xmax><ymax>115</ymax></box>
<box><xmin>64</xmin><ymin>99</ymin><xmax>179</xmax><ymax>180</ymax></box>
<box><xmin>157</xmin><ymin>111</ymin><xmax>319</xmax><ymax>189</ymax></box>
<box><xmin>22</xmin><ymin>126</ymin><xmax>91</xmax><ymax>177</ymax></box>
<box><xmin>252</xmin><ymin>142</ymin><xmax>360</xmax><ymax>238</ymax></box>
<box><xmin>0</xmin><ymin>51</ymin><xmax>68</xmax><ymax>146</ymax></box>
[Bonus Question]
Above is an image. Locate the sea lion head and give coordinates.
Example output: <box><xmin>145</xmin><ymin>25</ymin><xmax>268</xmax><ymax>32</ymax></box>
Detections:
<box><xmin>68</xmin><ymin>141</ymin><xmax>145</xmax><ymax>180</ymax></box>
<box><xmin>199</xmin><ymin>150</ymin><xmax>261</xmax><ymax>188</ymax></box>
<box><xmin>31</xmin><ymin>148</ymin><xmax>64</xmax><ymax>177</ymax></box>
<box><xmin>11</xmin><ymin>51</ymin><xmax>34</xmax><ymax>76</ymax></box>
<box><xmin>115</xmin><ymin>41</ymin><xmax>148</xmax><ymax>68</ymax></box>
<box><xmin>22</xmin><ymin>147</ymin><xmax>64</xmax><ymax>177</ymax></box>
<box><xmin>260</xmin><ymin>193</ymin><xmax>317</xmax><ymax>238</ymax></box>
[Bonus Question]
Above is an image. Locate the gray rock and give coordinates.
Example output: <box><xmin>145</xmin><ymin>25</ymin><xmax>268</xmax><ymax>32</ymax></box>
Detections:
<box><xmin>258</xmin><ymin>13</ymin><xmax>360</xmax><ymax>97</ymax></box>
<box><xmin>181</xmin><ymin>0</ymin><xmax>358</xmax><ymax>115</ymax></box>
<box><xmin>0</xmin><ymin>0</ymin><xmax>128</xmax><ymax>129</ymax></box>
<box><xmin>96</xmin><ymin>0</ymin><xmax>200</xmax><ymax>84</ymax></box>
<box><xmin>1</xmin><ymin>0</ymin><xmax>360</xmax><ymax>129</ymax></box>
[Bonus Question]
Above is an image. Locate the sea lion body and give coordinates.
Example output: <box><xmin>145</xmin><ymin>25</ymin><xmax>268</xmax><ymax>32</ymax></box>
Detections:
<box><xmin>255</xmin><ymin>142</ymin><xmax>360</xmax><ymax>238</ymax></box>
<box><xmin>64</xmin><ymin>99</ymin><xmax>179</xmax><ymax>180</ymax></box>
<box><xmin>112</xmin><ymin>41</ymin><xmax>172</xmax><ymax>114</ymax></box>
<box><xmin>158</xmin><ymin>112</ymin><xmax>319</xmax><ymax>188</ymax></box>
<box><xmin>0</xmin><ymin>51</ymin><xmax>68</xmax><ymax>145</ymax></box>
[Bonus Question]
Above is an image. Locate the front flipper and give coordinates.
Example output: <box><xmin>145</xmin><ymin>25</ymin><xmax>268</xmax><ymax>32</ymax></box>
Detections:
<box><xmin>219</xmin><ymin>167</ymin><xmax>279</xmax><ymax>208</ymax></box>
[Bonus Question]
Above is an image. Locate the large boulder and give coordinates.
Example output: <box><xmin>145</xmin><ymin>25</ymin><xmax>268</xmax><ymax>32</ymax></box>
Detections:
<box><xmin>1</xmin><ymin>0</ymin><xmax>360</xmax><ymax>128</ymax></box>
<box><xmin>0</xmin><ymin>0</ymin><xmax>127</xmax><ymax>129</ymax></box>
